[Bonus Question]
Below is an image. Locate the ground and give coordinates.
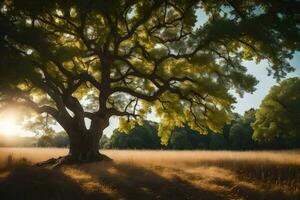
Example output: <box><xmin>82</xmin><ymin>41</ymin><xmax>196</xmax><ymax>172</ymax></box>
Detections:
<box><xmin>0</xmin><ymin>148</ymin><xmax>299</xmax><ymax>200</ymax></box>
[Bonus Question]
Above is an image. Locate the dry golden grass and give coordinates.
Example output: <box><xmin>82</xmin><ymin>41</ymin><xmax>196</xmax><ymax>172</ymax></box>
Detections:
<box><xmin>0</xmin><ymin>148</ymin><xmax>300</xmax><ymax>200</ymax></box>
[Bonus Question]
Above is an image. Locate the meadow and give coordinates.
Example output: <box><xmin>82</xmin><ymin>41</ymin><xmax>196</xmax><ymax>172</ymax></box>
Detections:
<box><xmin>0</xmin><ymin>148</ymin><xmax>299</xmax><ymax>200</ymax></box>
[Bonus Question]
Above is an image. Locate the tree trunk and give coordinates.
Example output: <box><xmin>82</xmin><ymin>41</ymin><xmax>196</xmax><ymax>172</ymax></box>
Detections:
<box><xmin>56</xmin><ymin>113</ymin><xmax>112</xmax><ymax>163</ymax></box>
<box><xmin>68</xmin><ymin>132</ymin><xmax>103</xmax><ymax>162</ymax></box>
<box><xmin>35</xmin><ymin>118</ymin><xmax>112</xmax><ymax>168</ymax></box>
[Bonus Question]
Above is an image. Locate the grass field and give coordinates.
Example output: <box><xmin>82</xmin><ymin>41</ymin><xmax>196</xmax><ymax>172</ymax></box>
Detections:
<box><xmin>0</xmin><ymin>148</ymin><xmax>299</xmax><ymax>200</ymax></box>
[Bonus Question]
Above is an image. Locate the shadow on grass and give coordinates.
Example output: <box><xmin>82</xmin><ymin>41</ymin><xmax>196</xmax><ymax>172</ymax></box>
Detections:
<box><xmin>0</xmin><ymin>162</ymin><xmax>225</xmax><ymax>200</ymax></box>
<box><xmin>75</xmin><ymin>162</ymin><xmax>226</xmax><ymax>200</ymax></box>
<box><xmin>0</xmin><ymin>164</ymin><xmax>111</xmax><ymax>200</ymax></box>
<box><xmin>76</xmin><ymin>162</ymin><xmax>300</xmax><ymax>200</ymax></box>
<box><xmin>0</xmin><ymin>160</ymin><xmax>299</xmax><ymax>200</ymax></box>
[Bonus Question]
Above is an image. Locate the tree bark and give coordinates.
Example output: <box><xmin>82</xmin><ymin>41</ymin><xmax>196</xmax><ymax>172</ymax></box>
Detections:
<box><xmin>35</xmin><ymin>117</ymin><xmax>111</xmax><ymax>168</ymax></box>
<box><xmin>65</xmin><ymin>114</ymin><xmax>112</xmax><ymax>163</ymax></box>
<box><xmin>68</xmin><ymin>131</ymin><xmax>104</xmax><ymax>162</ymax></box>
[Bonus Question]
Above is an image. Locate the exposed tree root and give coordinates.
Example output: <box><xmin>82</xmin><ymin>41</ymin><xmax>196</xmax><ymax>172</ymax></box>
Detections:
<box><xmin>34</xmin><ymin>153</ymin><xmax>112</xmax><ymax>169</ymax></box>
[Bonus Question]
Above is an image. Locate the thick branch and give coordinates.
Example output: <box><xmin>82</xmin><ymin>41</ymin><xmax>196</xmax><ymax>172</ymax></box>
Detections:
<box><xmin>111</xmin><ymin>86</ymin><xmax>166</xmax><ymax>102</ymax></box>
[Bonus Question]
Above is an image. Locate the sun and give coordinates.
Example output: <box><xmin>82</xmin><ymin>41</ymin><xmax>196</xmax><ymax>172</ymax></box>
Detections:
<box><xmin>0</xmin><ymin>114</ymin><xmax>20</xmax><ymax>136</ymax></box>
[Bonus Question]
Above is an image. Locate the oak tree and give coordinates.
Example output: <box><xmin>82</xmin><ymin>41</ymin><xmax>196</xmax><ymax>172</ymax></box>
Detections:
<box><xmin>0</xmin><ymin>0</ymin><xmax>299</xmax><ymax>163</ymax></box>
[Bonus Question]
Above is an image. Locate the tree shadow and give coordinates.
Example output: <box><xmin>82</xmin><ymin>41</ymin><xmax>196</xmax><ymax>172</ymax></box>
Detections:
<box><xmin>74</xmin><ymin>162</ymin><xmax>227</xmax><ymax>200</ymax></box>
<box><xmin>73</xmin><ymin>161</ymin><xmax>300</xmax><ymax>200</ymax></box>
<box><xmin>0</xmin><ymin>161</ymin><xmax>299</xmax><ymax>200</ymax></box>
<box><xmin>0</xmin><ymin>164</ymin><xmax>111</xmax><ymax>200</ymax></box>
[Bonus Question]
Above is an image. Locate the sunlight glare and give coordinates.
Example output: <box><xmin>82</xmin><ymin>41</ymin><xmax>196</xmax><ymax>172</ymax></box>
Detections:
<box><xmin>0</xmin><ymin>114</ymin><xmax>20</xmax><ymax>136</ymax></box>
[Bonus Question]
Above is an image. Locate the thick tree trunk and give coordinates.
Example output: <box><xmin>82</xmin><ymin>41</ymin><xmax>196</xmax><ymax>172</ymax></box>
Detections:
<box><xmin>35</xmin><ymin>115</ymin><xmax>112</xmax><ymax>167</ymax></box>
<box><xmin>62</xmin><ymin>114</ymin><xmax>112</xmax><ymax>163</ymax></box>
<box><xmin>68</xmin><ymin>132</ymin><xmax>104</xmax><ymax>162</ymax></box>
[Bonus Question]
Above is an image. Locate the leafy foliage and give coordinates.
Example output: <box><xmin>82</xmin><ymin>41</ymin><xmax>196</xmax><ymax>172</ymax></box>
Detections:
<box><xmin>253</xmin><ymin>77</ymin><xmax>300</xmax><ymax>144</ymax></box>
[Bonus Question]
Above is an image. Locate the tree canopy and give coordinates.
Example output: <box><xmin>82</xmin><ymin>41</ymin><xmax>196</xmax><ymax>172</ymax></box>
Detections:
<box><xmin>0</xmin><ymin>0</ymin><xmax>299</xmax><ymax>161</ymax></box>
<box><xmin>253</xmin><ymin>77</ymin><xmax>300</xmax><ymax>143</ymax></box>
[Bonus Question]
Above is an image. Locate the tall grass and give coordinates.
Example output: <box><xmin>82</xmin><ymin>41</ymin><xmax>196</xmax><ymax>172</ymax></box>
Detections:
<box><xmin>0</xmin><ymin>148</ymin><xmax>299</xmax><ymax>200</ymax></box>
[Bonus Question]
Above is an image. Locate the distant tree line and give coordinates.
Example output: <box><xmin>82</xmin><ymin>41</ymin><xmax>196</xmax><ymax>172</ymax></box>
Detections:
<box><xmin>36</xmin><ymin>131</ymin><xmax>69</xmax><ymax>147</ymax></box>
<box><xmin>0</xmin><ymin>132</ymin><xmax>69</xmax><ymax>147</ymax></box>
<box><xmin>100</xmin><ymin>108</ymin><xmax>300</xmax><ymax>150</ymax></box>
